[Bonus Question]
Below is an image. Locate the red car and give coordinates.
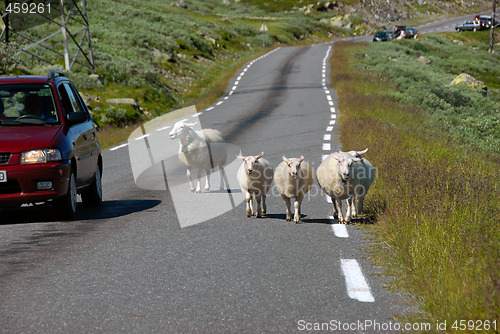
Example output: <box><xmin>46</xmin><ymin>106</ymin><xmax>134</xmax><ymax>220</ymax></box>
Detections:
<box><xmin>0</xmin><ymin>71</ymin><xmax>102</xmax><ymax>219</ymax></box>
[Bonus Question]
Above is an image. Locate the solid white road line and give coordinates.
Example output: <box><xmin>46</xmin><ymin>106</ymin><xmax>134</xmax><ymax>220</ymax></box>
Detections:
<box><xmin>110</xmin><ymin>143</ymin><xmax>128</xmax><ymax>151</ymax></box>
<box><xmin>341</xmin><ymin>259</ymin><xmax>375</xmax><ymax>303</ymax></box>
<box><xmin>135</xmin><ymin>134</ymin><xmax>150</xmax><ymax>141</ymax></box>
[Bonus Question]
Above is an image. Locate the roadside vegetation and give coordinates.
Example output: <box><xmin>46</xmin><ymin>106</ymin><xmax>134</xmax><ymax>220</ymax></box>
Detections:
<box><xmin>0</xmin><ymin>0</ymin><xmax>493</xmax><ymax>148</ymax></box>
<box><xmin>330</xmin><ymin>31</ymin><xmax>499</xmax><ymax>327</ymax></box>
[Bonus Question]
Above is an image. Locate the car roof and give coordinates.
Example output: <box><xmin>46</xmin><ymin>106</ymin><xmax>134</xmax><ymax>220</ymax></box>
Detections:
<box><xmin>0</xmin><ymin>73</ymin><xmax>69</xmax><ymax>85</ymax></box>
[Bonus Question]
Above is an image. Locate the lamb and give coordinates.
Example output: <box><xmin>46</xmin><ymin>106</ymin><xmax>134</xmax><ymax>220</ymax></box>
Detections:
<box><xmin>316</xmin><ymin>149</ymin><xmax>375</xmax><ymax>224</ymax></box>
<box><xmin>169</xmin><ymin>119</ymin><xmax>227</xmax><ymax>193</ymax></box>
<box><xmin>236</xmin><ymin>152</ymin><xmax>273</xmax><ymax>218</ymax></box>
<box><xmin>273</xmin><ymin>156</ymin><xmax>314</xmax><ymax>223</ymax></box>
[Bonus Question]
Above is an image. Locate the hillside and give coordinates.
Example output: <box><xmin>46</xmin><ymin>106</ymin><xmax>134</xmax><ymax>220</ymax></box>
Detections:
<box><xmin>0</xmin><ymin>0</ymin><xmax>494</xmax><ymax>132</ymax></box>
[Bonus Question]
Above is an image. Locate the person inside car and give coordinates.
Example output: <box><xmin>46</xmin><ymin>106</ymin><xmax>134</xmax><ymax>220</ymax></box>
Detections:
<box><xmin>24</xmin><ymin>94</ymin><xmax>56</xmax><ymax>122</ymax></box>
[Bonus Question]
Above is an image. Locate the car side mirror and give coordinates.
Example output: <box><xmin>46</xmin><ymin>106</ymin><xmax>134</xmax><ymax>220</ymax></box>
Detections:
<box><xmin>66</xmin><ymin>111</ymin><xmax>88</xmax><ymax>125</ymax></box>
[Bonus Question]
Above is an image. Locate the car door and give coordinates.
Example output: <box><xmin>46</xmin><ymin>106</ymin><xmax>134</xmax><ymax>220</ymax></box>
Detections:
<box><xmin>57</xmin><ymin>82</ymin><xmax>98</xmax><ymax>187</ymax></box>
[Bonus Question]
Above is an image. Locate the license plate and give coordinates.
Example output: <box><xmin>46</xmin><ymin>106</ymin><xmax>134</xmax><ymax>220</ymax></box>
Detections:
<box><xmin>0</xmin><ymin>171</ymin><xmax>6</xmax><ymax>183</ymax></box>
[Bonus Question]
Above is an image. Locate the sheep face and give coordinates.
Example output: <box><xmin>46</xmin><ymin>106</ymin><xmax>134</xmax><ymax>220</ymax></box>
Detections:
<box><xmin>238</xmin><ymin>152</ymin><xmax>264</xmax><ymax>175</ymax></box>
<box><xmin>333</xmin><ymin>154</ymin><xmax>362</xmax><ymax>181</ymax></box>
<box><xmin>283</xmin><ymin>156</ymin><xmax>305</xmax><ymax>178</ymax></box>
<box><xmin>169</xmin><ymin>120</ymin><xmax>197</xmax><ymax>141</ymax></box>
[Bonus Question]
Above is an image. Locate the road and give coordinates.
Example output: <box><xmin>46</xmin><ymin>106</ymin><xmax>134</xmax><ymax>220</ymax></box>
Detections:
<box><xmin>0</xmin><ymin>11</ymin><xmax>487</xmax><ymax>333</ymax></box>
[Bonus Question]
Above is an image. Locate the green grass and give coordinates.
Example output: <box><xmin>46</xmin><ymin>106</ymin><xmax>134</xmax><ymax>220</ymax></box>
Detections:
<box><xmin>355</xmin><ymin>31</ymin><xmax>500</xmax><ymax>154</ymax></box>
<box><xmin>330</xmin><ymin>40</ymin><xmax>499</xmax><ymax>329</ymax></box>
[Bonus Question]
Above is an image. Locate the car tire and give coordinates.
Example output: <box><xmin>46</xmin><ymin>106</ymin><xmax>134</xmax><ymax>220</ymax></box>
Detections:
<box><xmin>54</xmin><ymin>170</ymin><xmax>77</xmax><ymax>220</ymax></box>
<box><xmin>81</xmin><ymin>164</ymin><xmax>102</xmax><ymax>208</ymax></box>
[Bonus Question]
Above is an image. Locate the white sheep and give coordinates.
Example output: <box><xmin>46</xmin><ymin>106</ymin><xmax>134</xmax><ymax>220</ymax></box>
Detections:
<box><xmin>237</xmin><ymin>152</ymin><xmax>273</xmax><ymax>218</ymax></box>
<box><xmin>273</xmin><ymin>156</ymin><xmax>314</xmax><ymax>223</ymax></box>
<box><xmin>316</xmin><ymin>149</ymin><xmax>375</xmax><ymax>224</ymax></box>
<box><xmin>169</xmin><ymin>119</ymin><xmax>227</xmax><ymax>193</ymax></box>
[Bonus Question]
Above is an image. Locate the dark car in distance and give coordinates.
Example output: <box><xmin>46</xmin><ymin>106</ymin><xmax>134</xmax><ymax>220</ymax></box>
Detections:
<box><xmin>0</xmin><ymin>71</ymin><xmax>102</xmax><ymax>219</ymax></box>
<box><xmin>455</xmin><ymin>20</ymin><xmax>481</xmax><ymax>32</ymax></box>
<box><xmin>373</xmin><ymin>30</ymin><xmax>395</xmax><ymax>42</ymax></box>
<box><xmin>473</xmin><ymin>15</ymin><xmax>499</xmax><ymax>29</ymax></box>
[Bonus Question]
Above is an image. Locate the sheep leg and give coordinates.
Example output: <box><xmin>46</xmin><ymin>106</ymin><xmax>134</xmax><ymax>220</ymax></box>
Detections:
<box><xmin>204</xmin><ymin>169</ymin><xmax>210</xmax><ymax>192</ymax></box>
<box><xmin>261</xmin><ymin>193</ymin><xmax>267</xmax><ymax>215</ymax></box>
<box><xmin>186</xmin><ymin>167</ymin><xmax>195</xmax><ymax>192</ymax></box>
<box><xmin>294</xmin><ymin>198</ymin><xmax>302</xmax><ymax>223</ymax></box>
<box><xmin>332</xmin><ymin>198</ymin><xmax>339</xmax><ymax>219</ymax></box>
<box><xmin>245</xmin><ymin>192</ymin><xmax>252</xmax><ymax>217</ymax></box>
<box><xmin>351</xmin><ymin>196</ymin><xmax>358</xmax><ymax>218</ymax></box>
<box><xmin>195</xmin><ymin>169</ymin><xmax>202</xmax><ymax>193</ymax></box>
<box><xmin>357</xmin><ymin>195</ymin><xmax>365</xmax><ymax>216</ymax></box>
<box><xmin>335</xmin><ymin>199</ymin><xmax>344</xmax><ymax>224</ymax></box>
<box><xmin>218</xmin><ymin>166</ymin><xmax>225</xmax><ymax>190</ymax></box>
<box><xmin>282</xmin><ymin>195</ymin><xmax>292</xmax><ymax>221</ymax></box>
<box><xmin>256</xmin><ymin>194</ymin><xmax>263</xmax><ymax>218</ymax></box>
<box><xmin>345</xmin><ymin>197</ymin><xmax>353</xmax><ymax>224</ymax></box>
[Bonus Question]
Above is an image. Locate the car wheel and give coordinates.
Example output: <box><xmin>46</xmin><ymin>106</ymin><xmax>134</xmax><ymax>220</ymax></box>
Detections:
<box><xmin>81</xmin><ymin>164</ymin><xmax>102</xmax><ymax>207</ymax></box>
<box><xmin>54</xmin><ymin>170</ymin><xmax>77</xmax><ymax>220</ymax></box>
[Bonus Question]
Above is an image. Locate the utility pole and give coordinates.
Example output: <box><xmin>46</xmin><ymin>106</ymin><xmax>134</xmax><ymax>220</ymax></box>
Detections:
<box><xmin>60</xmin><ymin>0</ymin><xmax>70</xmax><ymax>70</ymax></box>
<box><xmin>4</xmin><ymin>0</ymin><xmax>9</xmax><ymax>44</ymax></box>
<box><xmin>489</xmin><ymin>0</ymin><xmax>497</xmax><ymax>53</ymax></box>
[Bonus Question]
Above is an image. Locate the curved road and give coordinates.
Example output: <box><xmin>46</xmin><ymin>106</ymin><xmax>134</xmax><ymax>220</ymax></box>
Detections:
<box><xmin>0</xmin><ymin>11</ymin><xmax>488</xmax><ymax>333</ymax></box>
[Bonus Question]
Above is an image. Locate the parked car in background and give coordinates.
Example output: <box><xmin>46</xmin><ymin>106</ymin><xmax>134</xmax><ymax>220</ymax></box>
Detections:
<box><xmin>455</xmin><ymin>20</ymin><xmax>481</xmax><ymax>32</ymax></box>
<box><xmin>0</xmin><ymin>71</ymin><xmax>102</xmax><ymax>219</ymax></box>
<box><xmin>393</xmin><ymin>25</ymin><xmax>418</xmax><ymax>39</ymax></box>
<box><xmin>473</xmin><ymin>15</ymin><xmax>499</xmax><ymax>29</ymax></box>
<box><xmin>404</xmin><ymin>27</ymin><xmax>418</xmax><ymax>39</ymax></box>
<box><xmin>373</xmin><ymin>30</ymin><xmax>395</xmax><ymax>42</ymax></box>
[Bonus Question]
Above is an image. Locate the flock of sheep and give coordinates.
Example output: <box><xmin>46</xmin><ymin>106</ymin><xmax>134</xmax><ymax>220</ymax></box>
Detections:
<box><xmin>169</xmin><ymin>119</ymin><xmax>375</xmax><ymax>224</ymax></box>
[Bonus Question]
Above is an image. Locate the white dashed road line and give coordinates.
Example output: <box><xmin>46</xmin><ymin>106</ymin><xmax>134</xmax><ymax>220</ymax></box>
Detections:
<box><xmin>321</xmin><ymin>45</ymin><xmax>375</xmax><ymax>303</ymax></box>
<box><xmin>341</xmin><ymin>259</ymin><xmax>375</xmax><ymax>303</ymax></box>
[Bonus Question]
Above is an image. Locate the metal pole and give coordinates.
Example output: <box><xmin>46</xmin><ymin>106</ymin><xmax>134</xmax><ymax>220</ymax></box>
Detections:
<box><xmin>489</xmin><ymin>0</ymin><xmax>496</xmax><ymax>53</ymax></box>
<box><xmin>60</xmin><ymin>0</ymin><xmax>70</xmax><ymax>70</ymax></box>
<box><xmin>82</xmin><ymin>0</ymin><xmax>95</xmax><ymax>72</ymax></box>
<box><xmin>4</xmin><ymin>0</ymin><xmax>9</xmax><ymax>44</ymax></box>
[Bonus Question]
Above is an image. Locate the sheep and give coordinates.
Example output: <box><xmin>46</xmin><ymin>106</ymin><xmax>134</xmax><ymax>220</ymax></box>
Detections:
<box><xmin>237</xmin><ymin>152</ymin><xmax>273</xmax><ymax>218</ymax></box>
<box><xmin>273</xmin><ymin>156</ymin><xmax>314</xmax><ymax>223</ymax></box>
<box><xmin>316</xmin><ymin>149</ymin><xmax>375</xmax><ymax>224</ymax></box>
<box><xmin>169</xmin><ymin>119</ymin><xmax>227</xmax><ymax>193</ymax></box>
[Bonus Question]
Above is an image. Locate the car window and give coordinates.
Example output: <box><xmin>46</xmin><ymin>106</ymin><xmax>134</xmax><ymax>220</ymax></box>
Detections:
<box><xmin>58</xmin><ymin>83</ymin><xmax>86</xmax><ymax>115</ymax></box>
<box><xmin>0</xmin><ymin>84</ymin><xmax>59</xmax><ymax>125</ymax></box>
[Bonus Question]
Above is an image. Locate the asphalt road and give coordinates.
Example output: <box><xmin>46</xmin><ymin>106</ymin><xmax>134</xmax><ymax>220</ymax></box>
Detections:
<box><xmin>0</xmin><ymin>11</ymin><xmax>489</xmax><ymax>333</ymax></box>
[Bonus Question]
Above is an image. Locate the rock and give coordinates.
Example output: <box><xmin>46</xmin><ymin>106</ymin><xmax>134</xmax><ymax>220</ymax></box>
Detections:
<box><xmin>453</xmin><ymin>39</ymin><xmax>464</xmax><ymax>46</ymax></box>
<box><xmin>450</xmin><ymin>73</ymin><xmax>487</xmax><ymax>95</ymax></box>
<box><xmin>153</xmin><ymin>48</ymin><xmax>172</xmax><ymax>62</ymax></box>
<box><xmin>106</xmin><ymin>98</ymin><xmax>143</xmax><ymax>112</ymax></box>
<box><xmin>417</xmin><ymin>56</ymin><xmax>431</xmax><ymax>64</ymax></box>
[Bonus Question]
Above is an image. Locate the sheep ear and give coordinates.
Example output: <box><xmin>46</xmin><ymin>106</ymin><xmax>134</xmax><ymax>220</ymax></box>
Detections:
<box><xmin>332</xmin><ymin>154</ymin><xmax>341</xmax><ymax>162</ymax></box>
<box><xmin>357</xmin><ymin>148</ymin><xmax>368</xmax><ymax>155</ymax></box>
<box><xmin>282</xmin><ymin>156</ymin><xmax>289</xmax><ymax>163</ymax></box>
<box><xmin>237</xmin><ymin>155</ymin><xmax>245</xmax><ymax>160</ymax></box>
<box><xmin>257</xmin><ymin>152</ymin><xmax>264</xmax><ymax>159</ymax></box>
<box><xmin>353</xmin><ymin>157</ymin><xmax>362</xmax><ymax>162</ymax></box>
<box><xmin>299</xmin><ymin>155</ymin><xmax>305</xmax><ymax>162</ymax></box>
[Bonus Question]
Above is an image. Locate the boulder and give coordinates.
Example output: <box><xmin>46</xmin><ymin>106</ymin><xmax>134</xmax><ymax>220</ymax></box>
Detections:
<box><xmin>417</xmin><ymin>56</ymin><xmax>431</xmax><ymax>64</ymax></box>
<box><xmin>106</xmin><ymin>98</ymin><xmax>143</xmax><ymax>112</ymax></box>
<box><xmin>450</xmin><ymin>73</ymin><xmax>487</xmax><ymax>96</ymax></box>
